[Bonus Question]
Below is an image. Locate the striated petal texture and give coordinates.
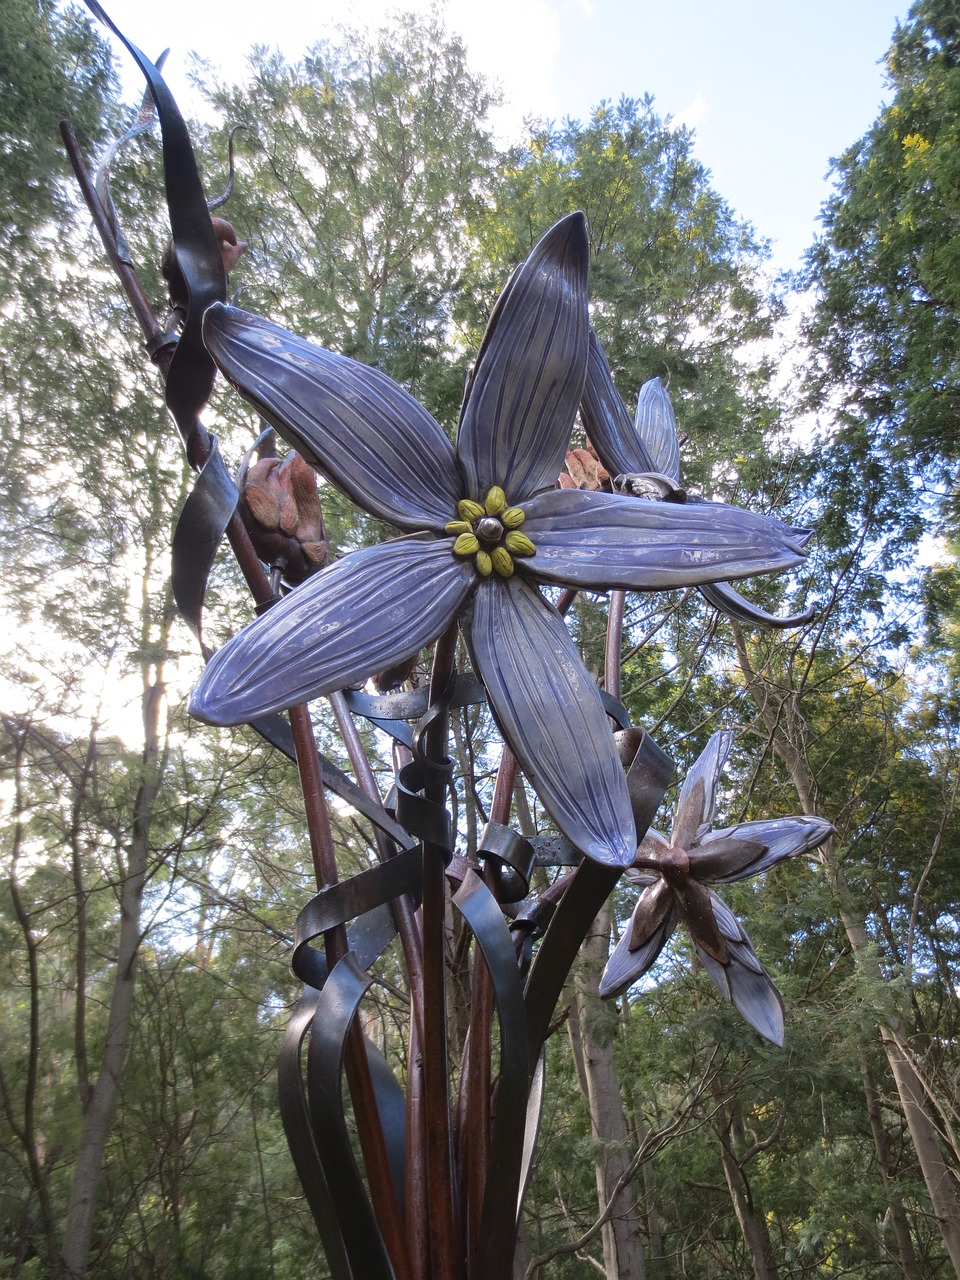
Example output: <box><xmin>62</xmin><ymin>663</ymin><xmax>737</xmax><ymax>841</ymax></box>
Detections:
<box><xmin>698</xmin><ymin>816</ymin><xmax>834</xmax><ymax>882</ymax></box>
<box><xmin>203</xmin><ymin>304</ymin><xmax>461</xmax><ymax>531</ymax></box>
<box><xmin>580</xmin><ymin>330</ymin><xmax>656</xmax><ymax>477</ymax></box>
<box><xmin>635</xmin><ymin>376</ymin><xmax>681</xmax><ymax>483</ymax></box>
<box><xmin>674</xmin><ymin>729</ymin><xmax>733</xmax><ymax>847</ymax></box>
<box><xmin>694</xmin><ymin>893</ymin><xmax>785</xmax><ymax>1045</ymax></box>
<box><xmin>457</xmin><ymin>214</ymin><xmax>589</xmax><ymax>504</ymax></box>
<box><xmin>521</xmin><ymin>489</ymin><xmax>807</xmax><ymax>590</ymax></box>
<box><xmin>699</xmin><ymin>580</ymin><xmax>815</xmax><ymax>630</ymax></box>
<box><xmin>466</xmin><ymin>575</ymin><xmax>636</xmax><ymax>868</ymax></box>
<box><xmin>600</xmin><ymin>887</ymin><xmax>677</xmax><ymax>999</ymax></box>
<box><xmin>190</xmin><ymin>537</ymin><xmax>475</xmax><ymax>724</ymax></box>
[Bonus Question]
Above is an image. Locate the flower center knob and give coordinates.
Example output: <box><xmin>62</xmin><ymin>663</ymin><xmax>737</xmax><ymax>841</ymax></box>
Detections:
<box><xmin>446</xmin><ymin>486</ymin><xmax>536</xmax><ymax>578</ymax></box>
<box><xmin>477</xmin><ymin>516</ymin><xmax>503</xmax><ymax>543</ymax></box>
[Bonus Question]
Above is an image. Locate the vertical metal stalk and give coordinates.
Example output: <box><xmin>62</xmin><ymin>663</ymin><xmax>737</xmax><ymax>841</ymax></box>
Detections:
<box><xmin>290</xmin><ymin>705</ymin><xmax>413</xmax><ymax>1280</ymax></box>
<box><xmin>420</xmin><ymin>621</ymin><xmax>461</xmax><ymax>1277</ymax></box>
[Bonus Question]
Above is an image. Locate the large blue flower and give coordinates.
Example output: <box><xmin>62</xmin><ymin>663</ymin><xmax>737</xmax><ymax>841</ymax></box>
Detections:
<box><xmin>189</xmin><ymin>214</ymin><xmax>807</xmax><ymax>868</ymax></box>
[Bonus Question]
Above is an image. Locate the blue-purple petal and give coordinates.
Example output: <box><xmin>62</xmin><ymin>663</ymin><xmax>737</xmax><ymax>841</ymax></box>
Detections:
<box><xmin>580</xmin><ymin>330</ymin><xmax>657</xmax><ymax>476</ymax></box>
<box><xmin>699</xmin><ymin>581</ymin><xmax>815</xmax><ymax>629</ymax></box>
<box><xmin>203</xmin><ymin>303</ymin><xmax>461</xmax><ymax>531</ymax></box>
<box><xmin>457</xmin><ymin>214</ymin><xmax>589</xmax><ymax>503</ymax></box>
<box><xmin>465</xmin><ymin>575</ymin><xmax>636</xmax><ymax>868</ymax></box>
<box><xmin>698</xmin><ymin>816</ymin><xmax>833</xmax><ymax>882</ymax></box>
<box><xmin>521</xmin><ymin>489</ymin><xmax>807</xmax><ymax>590</ymax></box>
<box><xmin>635</xmin><ymin>377</ymin><xmax>681</xmax><ymax>483</ymax></box>
<box><xmin>189</xmin><ymin>536</ymin><xmax>475</xmax><ymax>724</ymax></box>
<box><xmin>674</xmin><ymin>730</ymin><xmax>733</xmax><ymax>845</ymax></box>
<box><xmin>600</xmin><ymin>889</ymin><xmax>677</xmax><ymax>999</ymax></box>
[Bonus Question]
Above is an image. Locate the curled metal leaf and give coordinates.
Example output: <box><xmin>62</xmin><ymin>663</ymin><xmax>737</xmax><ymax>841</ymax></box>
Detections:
<box><xmin>699</xmin><ymin>580</ymin><xmax>816</xmax><ymax>630</ymax></box>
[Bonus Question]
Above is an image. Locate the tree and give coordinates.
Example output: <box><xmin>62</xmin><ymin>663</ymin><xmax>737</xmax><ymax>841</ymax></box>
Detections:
<box><xmin>803</xmin><ymin>0</ymin><xmax>960</xmax><ymax>542</ymax></box>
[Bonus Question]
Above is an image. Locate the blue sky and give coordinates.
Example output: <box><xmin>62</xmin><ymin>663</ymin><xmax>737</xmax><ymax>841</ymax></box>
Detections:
<box><xmin>101</xmin><ymin>0</ymin><xmax>908</xmax><ymax>272</ymax></box>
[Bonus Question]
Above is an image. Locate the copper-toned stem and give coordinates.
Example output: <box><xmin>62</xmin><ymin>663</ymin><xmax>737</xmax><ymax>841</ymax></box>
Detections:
<box><xmin>420</xmin><ymin>621</ymin><xmax>462</xmax><ymax>1276</ymax></box>
<box><xmin>459</xmin><ymin>746</ymin><xmax>516</xmax><ymax>1265</ymax></box>
<box><xmin>328</xmin><ymin>690</ymin><xmax>424</xmax><ymax>986</ymax></box>
<box><xmin>290</xmin><ymin>706</ymin><xmax>413</xmax><ymax>1280</ymax></box>
<box><xmin>605</xmin><ymin>589</ymin><xmax>625</xmax><ymax>701</ymax></box>
<box><xmin>556</xmin><ymin>587</ymin><xmax>577</xmax><ymax>616</ymax></box>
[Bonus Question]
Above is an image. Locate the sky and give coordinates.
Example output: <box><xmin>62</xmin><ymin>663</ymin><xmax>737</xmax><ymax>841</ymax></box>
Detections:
<box><xmin>96</xmin><ymin>0</ymin><xmax>910</xmax><ymax>274</ymax></box>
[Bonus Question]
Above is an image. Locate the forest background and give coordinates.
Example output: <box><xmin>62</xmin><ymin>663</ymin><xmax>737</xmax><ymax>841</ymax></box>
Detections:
<box><xmin>3</xmin><ymin>1</ymin><xmax>960</xmax><ymax>1277</ymax></box>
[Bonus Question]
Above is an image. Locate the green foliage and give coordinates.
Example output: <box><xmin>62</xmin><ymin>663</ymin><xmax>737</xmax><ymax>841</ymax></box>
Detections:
<box><xmin>803</xmin><ymin>0</ymin><xmax>960</xmax><ymax>547</ymax></box>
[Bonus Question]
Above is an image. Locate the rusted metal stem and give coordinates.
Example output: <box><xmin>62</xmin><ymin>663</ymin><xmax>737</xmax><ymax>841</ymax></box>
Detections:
<box><xmin>328</xmin><ymin>689</ymin><xmax>424</xmax><ymax>986</ymax></box>
<box><xmin>290</xmin><ymin>706</ymin><xmax>413</xmax><ymax>1280</ymax></box>
<box><xmin>606</xmin><ymin>589</ymin><xmax>625</xmax><ymax>701</ymax></box>
<box><xmin>420</xmin><ymin>620</ymin><xmax>462</xmax><ymax>1277</ymax></box>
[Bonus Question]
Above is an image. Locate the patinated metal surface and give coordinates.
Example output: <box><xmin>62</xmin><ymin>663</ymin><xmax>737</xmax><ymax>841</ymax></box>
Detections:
<box><xmin>66</xmin><ymin>9</ymin><xmax>836</xmax><ymax>1276</ymax></box>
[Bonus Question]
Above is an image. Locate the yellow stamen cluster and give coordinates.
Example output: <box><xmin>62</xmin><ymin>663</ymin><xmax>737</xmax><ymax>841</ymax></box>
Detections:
<box><xmin>446</xmin><ymin>486</ymin><xmax>536</xmax><ymax>578</ymax></box>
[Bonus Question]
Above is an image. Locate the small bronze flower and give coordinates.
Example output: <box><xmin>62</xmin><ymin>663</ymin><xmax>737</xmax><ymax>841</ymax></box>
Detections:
<box><xmin>601</xmin><ymin>730</ymin><xmax>833</xmax><ymax>1043</ymax></box>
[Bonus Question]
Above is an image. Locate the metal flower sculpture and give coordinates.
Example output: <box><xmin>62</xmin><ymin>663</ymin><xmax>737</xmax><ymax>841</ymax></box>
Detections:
<box><xmin>580</xmin><ymin>331</ymin><xmax>815</xmax><ymax>628</ymax></box>
<box><xmin>600</xmin><ymin>729</ymin><xmax>833</xmax><ymax>1042</ymax></box>
<box><xmin>190</xmin><ymin>214</ymin><xmax>808</xmax><ymax>868</ymax></box>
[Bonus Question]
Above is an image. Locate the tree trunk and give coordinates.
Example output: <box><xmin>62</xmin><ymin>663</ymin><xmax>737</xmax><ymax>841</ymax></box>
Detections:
<box><xmin>569</xmin><ymin>903</ymin><xmax>647</xmax><ymax>1280</ymax></box>
<box><xmin>858</xmin><ymin>1045</ymin><xmax>922</xmax><ymax>1279</ymax></box>
<box><xmin>734</xmin><ymin>624</ymin><xmax>960</xmax><ymax>1278</ymax></box>
<box><xmin>715</xmin><ymin>1128</ymin><xmax>781</xmax><ymax>1280</ymax></box>
<box><xmin>59</xmin><ymin>669</ymin><xmax>167</xmax><ymax>1279</ymax></box>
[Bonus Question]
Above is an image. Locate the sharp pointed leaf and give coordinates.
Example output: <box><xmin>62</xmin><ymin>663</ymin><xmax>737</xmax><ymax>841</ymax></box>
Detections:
<box><xmin>600</xmin><ymin>901</ymin><xmax>677</xmax><ymax>999</ymax></box>
<box><xmin>521</xmin><ymin>490</ymin><xmax>807</xmax><ymax>590</ymax></box>
<box><xmin>466</xmin><ymin>576</ymin><xmax>636</xmax><ymax>867</ymax></box>
<box><xmin>688</xmin><ymin>836</ymin><xmax>769</xmax><ymax>882</ymax></box>
<box><xmin>457</xmin><ymin>214</ymin><xmax>589</xmax><ymax>503</ymax></box>
<box><xmin>627</xmin><ymin>879</ymin><xmax>675</xmax><ymax>950</ymax></box>
<box><xmin>190</xmin><ymin>537</ymin><xmax>474</xmax><ymax>724</ymax></box>
<box><xmin>203</xmin><ymin>304</ymin><xmax>461</xmax><ymax>531</ymax></box>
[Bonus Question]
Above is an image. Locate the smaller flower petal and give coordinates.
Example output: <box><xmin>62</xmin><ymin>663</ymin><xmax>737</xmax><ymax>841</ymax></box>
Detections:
<box><xmin>635</xmin><ymin>376</ymin><xmax>680</xmax><ymax>484</ymax></box>
<box><xmin>203</xmin><ymin>303</ymin><xmax>461</xmax><ymax>531</ymax></box>
<box><xmin>695</xmin><ymin>927</ymin><xmax>786</xmax><ymax>1047</ymax></box>
<box><xmin>466</xmin><ymin>575</ymin><xmax>636</xmax><ymax>868</ymax></box>
<box><xmin>457</xmin><ymin>213</ymin><xmax>590</xmax><ymax>503</ymax></box>
<box><xmin>698</xmin><ymin>816</ymin><xmax>834</xmax><ymax>882</ymax></box>
<box><xmin>674</xmin><ymin>730</ymin><xmax>733</xmax><ymax>846</ymax></box>
<box><xmin>190</xmin><ymin>536</ymin><xmax>475</xmax><ymax>725</ymax></box>
<box><xmin>600</xmin><ymin>886</ymin><xmax>677</xmax><ymax>999</ymax></box>
<box><xmin>580</xmin><ymin>330</ymin><xmax>657</xmax><ymax>477</ymax></box>
<box><xmin>521</xmin><ymin>490</ymin><xmax>807</xmax><ymax>591</ymax></box>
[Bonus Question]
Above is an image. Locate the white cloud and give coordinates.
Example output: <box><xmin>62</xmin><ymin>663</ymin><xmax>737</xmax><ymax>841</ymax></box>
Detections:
<box><xmin>671</xmin><ymin>91</ymin><xmax>708</xmax><ymax>132</ymax></box>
